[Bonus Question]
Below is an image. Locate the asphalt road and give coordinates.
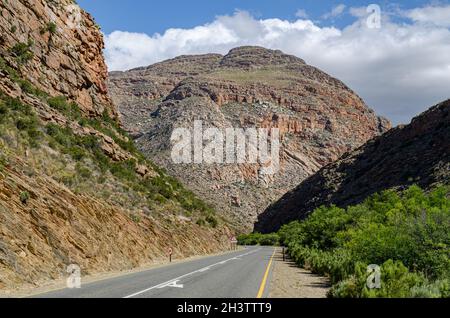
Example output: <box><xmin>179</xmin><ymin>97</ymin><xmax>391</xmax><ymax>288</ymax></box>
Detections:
<box><xmin>32</xmin><ymin>246</ymin><xmax>276</xmax><ymax>298</ymax></box>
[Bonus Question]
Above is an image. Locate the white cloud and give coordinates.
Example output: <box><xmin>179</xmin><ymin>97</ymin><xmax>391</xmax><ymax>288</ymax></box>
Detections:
<box><xmin>104</xmin><ymin>7</ymin><xmax>450</xmax><ymax>125</ymax></box>
<box><xmin>322</xmin><ymin>4</ymin><xmax>346</xmax><ymax>20</ymax></box>
<box><xmin>405</xmin><ymin>5</ymin><xmax>450</xmax><ymax>27</ymax></box>
<box><xmin>349</xmin><ymin>6</ymin><xmax>368</xmax><ymax>18</ymax></box>
<box><xmin>295</xmin><ymin>9</ymin><xmax>308</xmax><ymax>19</ymax></box>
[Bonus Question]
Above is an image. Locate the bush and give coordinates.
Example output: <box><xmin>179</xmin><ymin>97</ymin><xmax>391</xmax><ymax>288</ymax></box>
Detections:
<box><xmin>196</xmin><ymin>218</ymin><xmax>206</xmax><ymax>227</ymax></box>
<box><xmin>20</xmin><ymin>191</ymin><xmax>30</xmax><ymax>204</ymax></box>
<box><xmin>238</xmin><ymin>233</ymin><xmax>279</xmax><ymax>246</ymax></box>
<box><xmin>48</xmin><ymin>96</ymin><xmax>81</xmax><ymax>120</ymax></box>
<box><xmin>329</xmin><ymin>260</ymin><xmax>427</xmax><ymax>298</ymax></box>
<box><xmin>278</xmin><ymin>185</ymin><xmax>450</xmax><ymax>298</ymax></box>
<box><xmin>206</xmin><ymin>214</ymin><xmax>218</xmax><ymax>228</ymax></box>
<box><xmin>0</xmin><ymin>155</ymin><xmax>8</xmax><ymax>172</ymax></box>
<box><xmin>10</xmin><ymin>41</ymin><xmax>34</xmax><ymax>64</ymax></box>
<box><xmin>40</xmin><ymin>22</ymin><xmax>57</xmax><ymax>35</ymax></box>
<box><xmin>259</xmin><ymin>233</ymin><xmax>279</xmax><ymax>246</ymax></box>
<box><xmin>75</xmin><ymin>163</ymin><xmax>92</xmax><ymax>179</ymax></box>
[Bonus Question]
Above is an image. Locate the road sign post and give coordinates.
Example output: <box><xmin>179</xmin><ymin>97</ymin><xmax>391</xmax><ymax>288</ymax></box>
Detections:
<box><xmin>168</xmin><ymin>247</ymin><xmax>173</xmax><ymax>263</ymax></box>
<box><xmin>230</xmin><ymin>236</ymin><xmax>238</xmax><ymax>250</ymax></box>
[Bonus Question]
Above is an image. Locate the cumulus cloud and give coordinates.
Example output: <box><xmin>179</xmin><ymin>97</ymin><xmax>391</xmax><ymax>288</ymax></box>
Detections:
<box><xmin>104</xmin><ymin>6</ymin><xmax>450</xmax><ymax>125</ymax></box>
<box><xmin>321</xmin><ymin>4</ymin><xmax>346</xmax><ymax>20</ymax></box>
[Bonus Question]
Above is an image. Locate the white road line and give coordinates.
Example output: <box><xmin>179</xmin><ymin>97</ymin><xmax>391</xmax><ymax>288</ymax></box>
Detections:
<box><xmin>123</xmin><ymin>248</ymin><xmax>262</xmax><ymax>298</ymax></box>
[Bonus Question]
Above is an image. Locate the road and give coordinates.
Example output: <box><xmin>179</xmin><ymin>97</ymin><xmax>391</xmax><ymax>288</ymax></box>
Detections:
<box><xmin>32</xmin><ymin>246</ymin><xmax>276</xmax><ymax>298</ymax></box>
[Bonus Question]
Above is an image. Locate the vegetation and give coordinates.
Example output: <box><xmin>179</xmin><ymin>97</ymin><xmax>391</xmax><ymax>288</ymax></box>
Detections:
<box><xmin>0</xmin><ymin>154</ymin><xmax>7</xmax><ymax>173</ymax></box>
<box><xmin>19</xmin><ymin>191</ymin><xmax>30</xmax><ymax>204</ymax></box>
<box><xmin>238</xmin><ymin>232</ymin><xmax>279</xmax><ymax>246</ymax></box>
<box><xmin>40</xmin><ymin>22</ymin><xmax>57</xmax><ymax>35</ymax></box>
<box><xmin>9</xmin><ymin>40</ymin><xmax>34</xmax><ymax>64</ymax></box>
<box><xmin>0</xmin><ymin>57</ymin><xmax>47</xmax><ymax>97</ymax></box>
<box><xmin>276</xmin><ymin>186</ymin><xmax>450</xmax><ymax>298</ymax></box>
<box><xmin>0</xmin><ymin>82</ymin><xmax>216</xmax><ymax>223</ymax></box>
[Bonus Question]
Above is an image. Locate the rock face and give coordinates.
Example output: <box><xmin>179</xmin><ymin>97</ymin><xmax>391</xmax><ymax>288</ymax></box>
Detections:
<box><xmin>0</xmin><ymin>0</ymin><xmax>116</xmax><ymax>118</ymax></box>
<box><xmin>0</xmin><ymin>156</ymin><xmax>231</xmax><ymax>291</ymax></box>
<box><xmin>255</xmin><ymin>100</ymin><xmax>450</xmax><ymax>233</ymax></box>
<box><xmin>0</xmin><ymin>1</ymin><xmax>231</xmax><ymax>292</ymax></box>
<box><xmin>109</xmin><ymin>46</ymin><xmax>391</xmax><ymax>230</ymax></box>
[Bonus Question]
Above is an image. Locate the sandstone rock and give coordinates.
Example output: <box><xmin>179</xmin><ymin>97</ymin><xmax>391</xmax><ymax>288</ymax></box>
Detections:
<box><xmin>0</xmin><ymin>0</ymin><xmax>116</xmax><ymax>118</ymax></box>
<box><xmin>0</xmin><ymin>0</ymin><xmax>232</xmax><ymax>293</ymax></box>
<box><xmin>255</xmin><ymin>100</ymin><xmax>450</xmax><ymax>233</ymax></box>
<box><xmin>109</xmin><ymin>46</ymin><xmax>391</xmax><ymax>230</ymax></box>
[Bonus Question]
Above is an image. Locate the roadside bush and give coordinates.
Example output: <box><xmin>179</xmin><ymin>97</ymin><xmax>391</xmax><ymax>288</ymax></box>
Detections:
<box><xmin>278</xmin><ymin>185</ymin><xmax>450</xmax><ymax>298</ymax></box>
<box><xmin>258</xmin><ymin>233</ymin><xmax>279</xmax><ymax>246</ymax></box>
<box><xmin>238</xmin><ymin>233</ymin><xmax>279</xmax><ymax>246</ymax></box>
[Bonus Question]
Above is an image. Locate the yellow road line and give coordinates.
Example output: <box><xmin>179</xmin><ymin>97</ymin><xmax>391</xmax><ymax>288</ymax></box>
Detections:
<box><xmin>257</xmin><ymin>248</ymin><xmax>276</xmax><ymax>298</ymax></box>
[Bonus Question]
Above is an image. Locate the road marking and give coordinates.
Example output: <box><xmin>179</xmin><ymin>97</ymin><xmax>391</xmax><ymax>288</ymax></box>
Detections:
<box><xmin>123</xmin><ymin>248</ymin><xmax>261</xmax><ymax>298</ymax></box>
<box><xmin>256</xmin><ymin>248</ymin><xmax>276</xmax><ymax>298</ymax></box>
<box><xmin>157</xmin><ymin>280</ymin><xmax>184</xmax><ymax>289</ymax></box>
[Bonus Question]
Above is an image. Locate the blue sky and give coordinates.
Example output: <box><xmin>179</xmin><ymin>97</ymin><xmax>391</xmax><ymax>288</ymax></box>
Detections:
<box><xmin>79</xmin><ymin>0</ymin><xmax>428</xmax><ymax>35</ymax></box>
<box><xmin>76</xmin><ymin>1</ymin><xmax>450</xmax><ymax>124</ymax></box>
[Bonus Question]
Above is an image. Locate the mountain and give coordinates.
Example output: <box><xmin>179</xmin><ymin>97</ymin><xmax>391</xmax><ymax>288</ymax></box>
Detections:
<box><xmin>109</xmin><ymin>46</ymin><xmax>391</xmax><ymax>230</ymax></box>
<box><xmin>0</xmin><ymin>0</ymin><xmax>230</xmax><ymax>292</ymax></box>
<box><xmin>255</xmin><ymin>100</ymin><xmax>450</xmax><ymax>233</ymax></box>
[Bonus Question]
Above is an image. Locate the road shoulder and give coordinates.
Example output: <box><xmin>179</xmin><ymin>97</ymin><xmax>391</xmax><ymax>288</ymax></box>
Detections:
<box><xmin>269</xmin><ymin>247</ymin><xmax>330</xmax><ymax>298</ymax></box>
<box><xmin>1</xmin><ymin>247</ymin><xmax>244</xmax><ymax>298</ymax></box>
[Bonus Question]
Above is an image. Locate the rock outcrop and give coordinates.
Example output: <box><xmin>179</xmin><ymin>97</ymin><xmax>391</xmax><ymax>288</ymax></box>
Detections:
<box><xmin>0</xmin><ymin>0</ymin><xmax>116</xmax><ymax>117</ymax></box>
<box><xmin>255</xmin><ymin>100</ymin><xmax>450</xmax><ymax>233</ymax></box>
<box><xmin>109</xmin><ymin>46</ymin><xmax>391</xmax><ymax>230</ymax></box>
<box><xmin>0</xmin><ymin>0</ymin><xmax>230</xmax><ymax>292</ymax></box>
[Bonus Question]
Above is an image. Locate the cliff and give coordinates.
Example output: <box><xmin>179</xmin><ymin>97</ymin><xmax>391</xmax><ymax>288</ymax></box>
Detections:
<box><xmin>0</xmin><ymin>0</ymin><xmax>230</xmax><ymax>292</ymax></box>
<box><xmin>255</xmin><ymin>100</ymin><xmax>450</xmax><ymax>233</ymax></box>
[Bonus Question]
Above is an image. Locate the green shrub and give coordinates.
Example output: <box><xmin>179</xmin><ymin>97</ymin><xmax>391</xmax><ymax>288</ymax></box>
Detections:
<box><xmin>206</xmin><ymin>214</ymin><xmax>218</xmax><ymax>228</ymax></box>
<box><xmin>47</xmin><ymin>96</ymin><xmax>81</xmax><ymax>120</ymax></box>
<box><xmin>329</xmin><ymin>260</ymin><xmax>427</xmax><ymax>298</ymax></box>
<box><xmin>196</xmin><ymin>219</ymin><xmax>206</xmax><ymax>227</ymax></box>
<box><xmin>278</xmin><ymin>185</ymin><xmax>450</xmax><ymax>298</ymax></box>
<box><xmin>20</xmin><ymin>191</ymin><xmax>30</xmax><ymax>204</ymax></box>
<box><xmin>75</xmin><ymin>163</ymin><xmax>92</xmax><ymax>179</ymax></box>
<box><xmin>10</xmin><ymin>41</ymin><xmax>34</xmax><ymax>64</ymax></box>
<box><xmin>0</xmin><ymin>155</ymin><xmax>8</xmax><ymax>172</ymax></box>
<box><xmin>258</xmin><ymin>233</ymin><xmax>279</xmax><ymax>246</ymax></box>
<box><xmin>40</xmin><ymin>22</ymin><xmax>57</xmax><ymax>35</ymax></box>
<box><xmin>0</xmin><ymin>103</ymin><xmax>9</xmax><ymax>123</ymax></box>
<box><xmin>130</xmin><ymin>214</ymin><xmax>141</xmax><ymax>223</ymax></box>
<box><xmin>238</xmin><ymin>233</ymin><xmax>279</xmax><ymax>246</ymax></box>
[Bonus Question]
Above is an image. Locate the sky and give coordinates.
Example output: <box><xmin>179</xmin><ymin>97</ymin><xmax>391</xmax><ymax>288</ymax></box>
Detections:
<box><xmin>77</xmin><ymin>0</ymin><xmax>450</xmax><ymax>125</ymax></box>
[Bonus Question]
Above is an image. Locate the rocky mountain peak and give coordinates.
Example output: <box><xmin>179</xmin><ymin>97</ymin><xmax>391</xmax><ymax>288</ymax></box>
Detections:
<box><xmin>220</xmin><ymin>46</ymin><xmax>306</xmax><ymax>69</ymax></box>
<box><xmin>109</xmin><ymin>47</ymin><xmax>391</xmax><ymax>229</ymax></box>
